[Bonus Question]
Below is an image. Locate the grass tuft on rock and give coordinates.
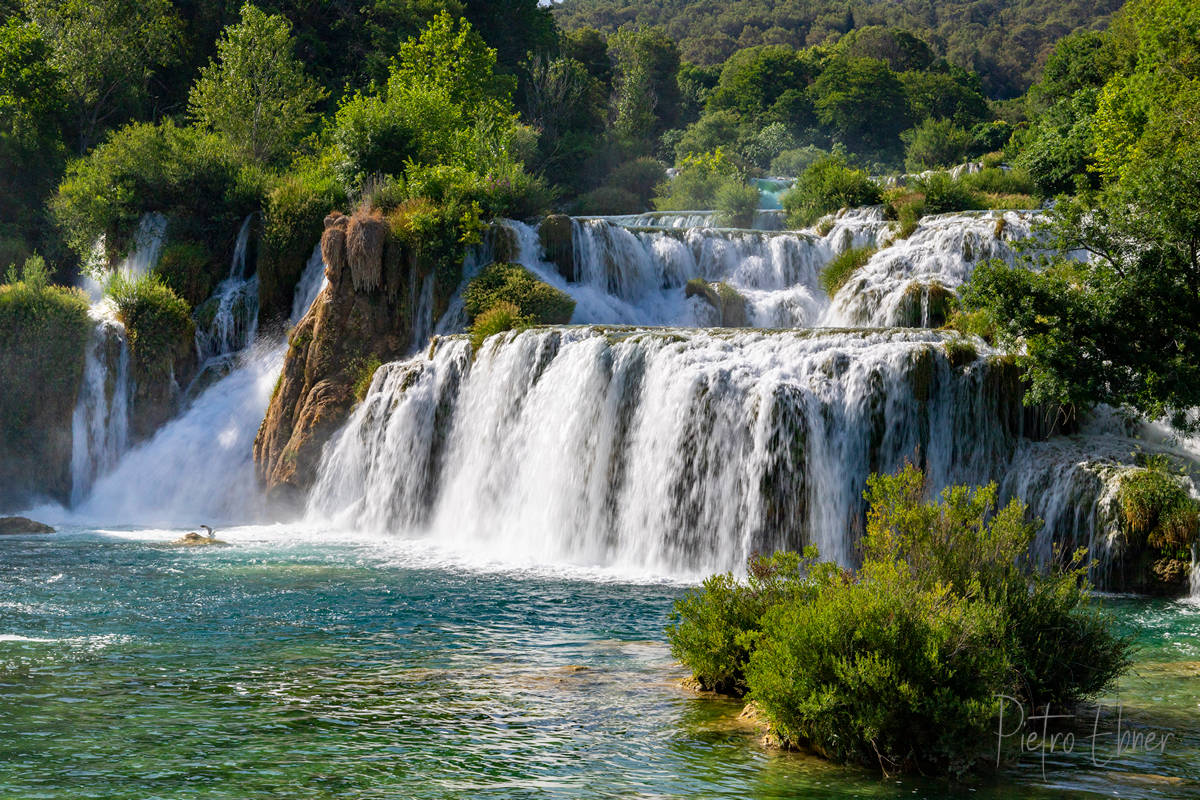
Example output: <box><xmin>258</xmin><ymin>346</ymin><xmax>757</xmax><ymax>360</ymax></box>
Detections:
<box><xmin>819</xmin><ymin>246</ymin><xmax>876</xmax><ymax>297</ymax></box>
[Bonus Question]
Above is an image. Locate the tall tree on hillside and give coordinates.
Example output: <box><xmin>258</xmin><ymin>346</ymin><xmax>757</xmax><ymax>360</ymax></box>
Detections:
<box><xmin>610</xmin><ymin>26</ymin><xmax>681</xmax><ymax>148</ymax></box>
<box><xmin>23</xmin><ymin>0</ymin><xmax>180</xmax><ymax>152</ymax></box>
<box><xmin>188</xmin><ymin>4</ymin><xmax>326</xmax><ymax>165</ymax></box>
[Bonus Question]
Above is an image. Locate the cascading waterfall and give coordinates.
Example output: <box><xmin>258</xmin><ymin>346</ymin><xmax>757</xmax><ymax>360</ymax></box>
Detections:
<box><xmin>309</xmin><ymin>327</ymin><xmax>1045</xmax><ymax>574</ymax></box>
<box><xmin>74</xmin><ymin>235</ymin><xmax>329</xmax><ymax>525</ymax></box>
<box><xmin>820</xmin><ymin>211</ymin><xmax>1034</xmax><ymax>328</ymax></box>
<box><xmin>494</xmin><ymin>208</ymin><xmax>907</xmax><ymax>331</ymax></box>
<box><xmin>69</xmin><ymin>304</ymin><xmax>130</xmax><ymax>504</ymax></box>
<box><xmin>194</xmin><ymin>215</ymin><xmax>260</xmax><ymax>361</ymax></box>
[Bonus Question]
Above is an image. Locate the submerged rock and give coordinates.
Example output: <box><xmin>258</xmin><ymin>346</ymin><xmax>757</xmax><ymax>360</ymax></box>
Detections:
<box><xmin>170</xmin><ymin>532</ymin><xmax>228</xmax><ymax>547</ymax></box>
<box><xmin>0</xmin><ymin>517</ymin><xmax>55</xmax><ymax>534</ymax></box>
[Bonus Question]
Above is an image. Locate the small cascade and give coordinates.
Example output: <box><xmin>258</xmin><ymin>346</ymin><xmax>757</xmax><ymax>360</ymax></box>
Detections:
<box><xmin>820</xmin><ymin>211</ymin><xmax>1034</xmax><ymax>328</ymax></box>
<box><xmin>194</xmin><ymin>215</ymin><xmax>260</xmax><ymax>361</ymax></box>
<box><xmin>69</xmin><ymin>306</ymin><xmax>131</xmax><ymax>504</ymax></box>
<box><xmin>118</xmin><ymin>213</ymin><xmax>169</xmax><ymax>280</ymax></box>
<box><xmin>308</xmin><ymin>327</ymin><xmax>1042</xmax><ymax>574</ymax></box>
<box><xmin>290</xmin><ymin>245</ymin><xmax>328</xmax><ymax>324</ymax></box>
<box><xmin>75</xmin><ymin>242</ymin><xmax>330</xmax><ymax>526</ymax></box>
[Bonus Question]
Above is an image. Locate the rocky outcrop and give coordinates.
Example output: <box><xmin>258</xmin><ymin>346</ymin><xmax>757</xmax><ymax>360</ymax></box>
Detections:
<box><xmin>0</xmin><ymin>517</ymin><xmax>55</xmax><ymax>534</ymax></box>
<box><xmin>253</xmin><ymin>209</ymin><xmax>428</xmax><ymax>507</ymax></box>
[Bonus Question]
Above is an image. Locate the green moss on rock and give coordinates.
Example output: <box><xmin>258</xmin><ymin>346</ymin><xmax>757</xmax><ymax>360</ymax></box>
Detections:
<box><xmin>685</xmin><ymin>278</ymin><xmax>748</xmax><ymax>327</ymax></box>
<box><xmin>0</xmin><ymin>275</ymin><xmax>91</xmax><ymax>507</ymax></box>
<box><xmin>464</xmin><ymin>262</ymin><xmax>575</xmax><ymax>326</ymax></box>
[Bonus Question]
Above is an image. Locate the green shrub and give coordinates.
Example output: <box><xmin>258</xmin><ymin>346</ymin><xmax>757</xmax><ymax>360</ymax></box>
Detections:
<box><xmin>714</xmin><ymin>181</ymin><xmax>760</xmax><ymax>228</ymax></box>
<box><xmin>654</xmin><ymin>150</ymin><xmax>741</xmax><ymax>211</ymax></box>
<box><xmin>155</xmin><ymin>241</ymin><xmax>216</xmax><ymax>308</ymax></box>
<box><xmin>913</xmin><ymin>172</ymin><xmax>980</xmax><ymax>214</ymax></box>
<box><xmin>781</xmin><ymin>155</ymin><xmax>881</xmax><ymax>228</ymax></box>
<box><xmin>259</xmin><ymin>168</ymin><xmax>347</xmax><ymax>320</ymax></box>
<box><xmin>606</xmin><ymin>157</ymin><xmax>666</xmax><ymax>206</ymax></box>
<box><xmin>667</xmin><ymin>551</ymin><xmax>815</xmax><ymax>695</ymax></box>
<box><xmin>107</xmin><ymin>272</ymin><xmax>194</xmax><ymax>384</ymax></box>
<box><xmin>575</xmin><ymin>186</ymin><xmax>641</xmax><ymax>215</ymax></box>
<box><xmin>746</xmin><ymin>557</ymin><xmax>1008</xmax><ymax>774</ymax></box>
<box><xmin>1117</xmin><ymin>457</ymin><xmax>1200</xmax><ymax>588</ymax></box>
<box><xmin>463</xmin><ymin>262</ymin><xmax>575</xmax><ymax>326</ymax></box>
<box><xmin>902</xmin><ymin>117</ymin><xmax>972</xmax><ymax>172</ymax></box>
<box><xmin>53</xmin><ymin>120</ymin><xmax>262</xmax><ymax>261</ymax></box>
<box><xmin>959</xmin><ymin>167</ymin><xmax>1037</xmax><ymax>197</ymax></box>
<box><xmin>820</xmin><ymin>246</ymin><xmax>876</xmax><ymax>296</ymax></box>
<box><xmin>668</xmin><ymin>464</ymin><xmax>1132</xmax><ymax>775</ymax></box>
<box><xmin>469</xmin><ymin>300</ymin><xmax>525</xmax><ymax>350</ymax></box>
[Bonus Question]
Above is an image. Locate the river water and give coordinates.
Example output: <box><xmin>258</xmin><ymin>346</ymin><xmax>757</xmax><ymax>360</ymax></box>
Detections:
<box><xmin>1</xmin><ymin>526</ymin><xmax>1196</xmax><ymax>799</ymax></box>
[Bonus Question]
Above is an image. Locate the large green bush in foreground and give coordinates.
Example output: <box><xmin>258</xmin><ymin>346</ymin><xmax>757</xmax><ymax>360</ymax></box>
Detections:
<box><xmin>667</xmin><ymin>464</ymin><xmax>1131</xmax><ymax>775</ymax></box>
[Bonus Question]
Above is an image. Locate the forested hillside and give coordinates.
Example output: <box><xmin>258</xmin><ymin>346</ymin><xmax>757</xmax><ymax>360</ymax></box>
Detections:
<box><xmin>551</xmin><ymin>0</ymin><xmax>1123</xmax><ymax>97</ymax></box>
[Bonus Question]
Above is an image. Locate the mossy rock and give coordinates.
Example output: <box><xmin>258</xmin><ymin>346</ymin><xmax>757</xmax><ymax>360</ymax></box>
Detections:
<box><xmin>0</xmin><ymin>280</ymin><xmax>91</xmax><ymax>507</ymax></box>
<box><xmin>0</xmin><ymin>516</ymin><xmax>55</xmax><ymax>534</ymax></box>
<box><xmin>464</xmin><ymin>262</ymin><xmax>575</xmax><ymax>326</ymax></box>
<box><xmin>685</xmin><ymin>279</ymin><xmax>748</xmax><ymax>327</ymax></box>
<box><xmin>538</xmin><ymin>215</ymin><xmax>575</xmax><ymax>282</ymax></box>
<box><xmin>897</xmin><ymin>282</ymin><xmax>957</xmax><ymax>328</ymax></box>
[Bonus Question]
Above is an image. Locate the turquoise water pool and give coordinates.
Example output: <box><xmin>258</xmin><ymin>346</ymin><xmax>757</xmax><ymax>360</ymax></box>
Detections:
<box><xmin>1</xmin><ymin>527</ymin><xmax>1196</xmax><ymax>798</ymax></box>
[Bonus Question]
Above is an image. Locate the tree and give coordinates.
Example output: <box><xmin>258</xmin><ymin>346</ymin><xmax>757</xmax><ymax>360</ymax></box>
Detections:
<box><xmin>610</xmin><ymin>26</ymin><xmax>682</xmax><ymax>148</ymax></box>
<box><xmin>706</xmin><ymin>45</ymin><xmax>815</xmax><ymax>127</ymax></box>
<box><xmin>188</xmin><ymin>4</ymin><xmax>326</xmax><ymax>165</ymax></box>
<box><xmin>902</xmin><ymin>117</ymin><xmax>971</xmax><ymax>171</ymax></box>
<box><xmin>23</xmin><ymin>0</ymin><xmax>180</xmax><ymax>152</ymax></box>
<box><xmin>810</xmin><ymin>56</ymin><xmax>910</xmax><ymax>158</ymax></box>
<box><xmin>394</xmin><ymin>9</ymin><xmax>515</xmax><ymax>112</ymax></box>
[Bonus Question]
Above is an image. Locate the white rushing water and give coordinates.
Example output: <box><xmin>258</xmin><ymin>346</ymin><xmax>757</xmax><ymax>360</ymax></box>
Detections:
<box><xmin>491</xmin><ymin>207</ymin><xmax>1028</xmax><ymax>332</ymax></box>
<box><xmin>72</xmin><ymin>242</ymin><xmax>329</xmax><ymax>526</ymax></box>
<box><xmin>195</xmin><ymin>215</ymin><xmax>260</xmax><ymax>361</ymax></box>
<box><xmin>309</xmin><ymin>327</ymin><xmax>1047</xmax><ymax>574</ymax></box>
<box><xmin>69</xmin><ymin>304</ymin><xmax>130</xmax><ymax>504</ymax></box>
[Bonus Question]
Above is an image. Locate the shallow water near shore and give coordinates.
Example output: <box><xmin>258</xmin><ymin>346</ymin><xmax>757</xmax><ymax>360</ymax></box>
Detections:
<box><xmin>1</xmin><ymin>526</ymin><xmax>1197</xmax><ymax>799</ymax></box>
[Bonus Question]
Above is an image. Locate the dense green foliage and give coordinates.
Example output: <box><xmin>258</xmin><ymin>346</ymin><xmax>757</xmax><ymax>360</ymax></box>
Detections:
<box><xmin>963</xmin><ymin>0</ymin><xmax>1200</xmax><ymax>430</ymax></box>
<box><xmin>106</xmin><ymin>272</ymin><xmax>194</xmax><ymax>385</ymax></box>
<box><xmin>781</xmin><ymin>155</ymin><xmax>880</xmax><ymax>227</ymax></box>
<box><xmin>0</xmin><ymin>257</ymin><xmax>90</xmax><ymax>442</ymax></box>
<box><xmin>554</xmin><ymin>0</ymin><xmax>1122</xmax><ymax>99</ymax></box>
<box><xmin>668</xmin><ymin>464</ymin><xmax>1131</xmax><ymax>774</ymax></box>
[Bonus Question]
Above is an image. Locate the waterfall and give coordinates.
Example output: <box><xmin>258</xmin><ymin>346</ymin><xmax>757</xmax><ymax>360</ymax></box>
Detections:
<box><xmin>291</xmin><ymin>244</ymin><xmax>328</xmax><ymax>322</ymax></box>
<box><xmin>72</xmin><ymin>239</ymin><xmax>329</xmax><ymax>525</ymax></box>
<box><xmin>491</xmin><ymin>209</ymin><xmax>909</xmax><ymax>332</ymax></box>
<box><xmin>194</xmin><ymin>215</ymin><xmax>260</xmax><ymax>361</ymax></box>
<box><xmin>820</xmin><ymin>211</ymin><xmax>1033</xmax><ymax>328</ymax></box>
<box><xmin>69</xmin><ymin>306</ymin><xmax>130</xmax><ymax>504</ymax></box>
<box><xmin>308</xmin><ymin>327</ymin><xmax>1039</xmax><ymax>574</ymax></box>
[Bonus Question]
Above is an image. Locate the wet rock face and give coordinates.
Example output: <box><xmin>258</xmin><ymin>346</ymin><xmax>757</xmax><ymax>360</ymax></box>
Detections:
<box><xmin>253</xmin><ymin>210</ymin><xmax>422</xmax><ymax>507</ymax></box>
<box><xmin>0</xmin><ymin>517</ymin><xmax>55</xmax><ymax>534</ymax></box>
